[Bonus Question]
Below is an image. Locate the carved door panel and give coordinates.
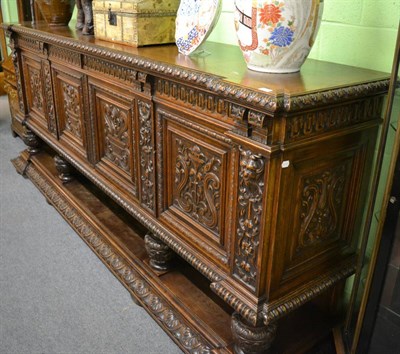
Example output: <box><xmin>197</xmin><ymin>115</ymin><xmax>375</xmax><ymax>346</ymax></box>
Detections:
<box><xmin>157</xmin><ymin>108</ymin><xmax>236</xmax><ymax>268</ymax></box>
<box><xmin>270</xmin><ymin>129</ymin><xmax>375</xmax><ymax>297</ymax></box>
<box><xmin>89</xmin><ymin>79</ymin><xmax>139</xmax><ymax>200</ymax></box>
<box><xmin>52</xmin><ymin>64</ymin><xmax>87</xmax><ymax>157</ymax></box>
<box><xmin>21</xmin><ymin>53</ymin><xmax>46</xmax><ymax>129</ymax></box>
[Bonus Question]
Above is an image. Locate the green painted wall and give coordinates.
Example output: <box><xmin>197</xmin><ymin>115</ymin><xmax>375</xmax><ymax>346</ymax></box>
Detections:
<box><xmin>208</xmin><ymin>0</ymin><xmax>400</xmax><ymax>73</ymax></box>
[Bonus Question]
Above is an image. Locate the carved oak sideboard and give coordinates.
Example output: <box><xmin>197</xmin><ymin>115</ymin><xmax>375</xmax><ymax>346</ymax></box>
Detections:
<box><xmin>3</xmin><ymin>22</ymin><xmax>389</xmax><ymax>354</ymax></box>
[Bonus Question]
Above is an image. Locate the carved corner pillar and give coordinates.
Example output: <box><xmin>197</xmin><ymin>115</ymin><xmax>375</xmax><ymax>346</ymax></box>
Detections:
<box><xmin>7</xmin><ymin>29</ymin><xmax>27</xmax><ymax>116</ymax></box>
<box><xmin>54</xmin><ymin>155</ymin><xmax>74</xmax><ymax>183</ymax></box>
<box><xmin>144</xmin><ymin>232</ymin><xmax>174</xmax><ymax>271</ymax></box>
<box><xmin>233</xmin><ymin>149</ymin><xmax>266</xmax><ymax>292</ymax></box>
<box><xmin>138</xmin><ymin>100</ymin><xmax>156</xmax><ymax>214</ymax></box>
<box><xmin>231</xmin><ymin>313</ymin><xmax>277</xmax><ymax>354</ymax></box>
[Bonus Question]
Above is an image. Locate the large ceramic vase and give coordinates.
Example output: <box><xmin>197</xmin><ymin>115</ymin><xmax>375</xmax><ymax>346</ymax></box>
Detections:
<box><xmin>234</xmin><ymin>0</ymin><xmax>324</xmax><ymax>73</ymax></box>
<box><xmin>36</xmin><ymin>0</ymin><xmax>75</xmax><ymax>26</ymax></box>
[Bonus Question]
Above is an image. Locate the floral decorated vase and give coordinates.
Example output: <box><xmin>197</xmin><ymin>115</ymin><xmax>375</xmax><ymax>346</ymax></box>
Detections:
<box><xmin>234</xmin><ymin>0</ymin><xmax>324</xmax><ymax>73</ymax></box>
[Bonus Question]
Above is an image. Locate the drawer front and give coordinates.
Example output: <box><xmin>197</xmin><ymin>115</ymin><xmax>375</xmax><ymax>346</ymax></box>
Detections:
<box><xmin>52</xmin><ymin>65</ymin><xmax>87</xmax><ymax>157</ymax></box>
<box><xmin>157</xmin><ymin>108</ymin><xmax>236</xmax><ymax>266</ymax></box>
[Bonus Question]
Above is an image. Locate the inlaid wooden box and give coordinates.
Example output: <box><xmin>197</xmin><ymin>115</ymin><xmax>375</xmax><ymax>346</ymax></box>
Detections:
<box><xmin>93</xmin><ymin>0</ymin><xmax>179</xmax><ymax>47</ymax></box>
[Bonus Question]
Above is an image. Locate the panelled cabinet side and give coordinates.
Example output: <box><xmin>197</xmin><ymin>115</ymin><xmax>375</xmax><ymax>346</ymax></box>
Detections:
<box><xmin>4</xmin><ymin>23</ymin><xmax>389</xmax><ymax>354</ymax></box>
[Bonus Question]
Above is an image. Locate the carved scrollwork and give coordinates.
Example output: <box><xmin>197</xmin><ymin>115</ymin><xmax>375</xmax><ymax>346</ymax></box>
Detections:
<box><xmin>298</xmin><ymin>164</ymin><xmax>347</xmax><ymax>252</ymax></box>
<box><xmin>174</xmin><ymin>139</ymin><xmax>222</xmax><ymax>234</ymax></box>
<box><xmin>103</xmin><ymin>103</ymin><xmax>130</xmax><ymax>173</ymax></box>
<box><xmin>138</xmin><ymin>100</ymin><xmax>156</xmax><ymax>212</ymax></box>
<box><xmin>62</xmin><ymin>82</ymin><xmax>83</xmax><ymax>140</ymax></box>
<box><xmin>234</xmin><ymin>150</ymin><xmax>265</xmax><ymax>290</ymax></box>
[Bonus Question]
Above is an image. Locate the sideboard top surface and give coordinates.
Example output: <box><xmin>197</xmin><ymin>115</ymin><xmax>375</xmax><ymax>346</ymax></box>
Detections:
<box><xmin>4</xmin><ymin>21</ymin><xmax>390</xmax><ymax>110</ymax></box>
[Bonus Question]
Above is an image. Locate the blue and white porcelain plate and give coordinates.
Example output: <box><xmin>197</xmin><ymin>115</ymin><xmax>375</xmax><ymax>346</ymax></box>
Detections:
<box><xmin>175</xmin><ymin>0</ymin><xmax>222</xmax><ymax>55</ymax></box>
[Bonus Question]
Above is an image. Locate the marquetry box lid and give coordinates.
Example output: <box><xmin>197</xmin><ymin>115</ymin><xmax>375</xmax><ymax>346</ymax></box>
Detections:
<box><xmin>93</xmin><ymin>0</ymin><xmax>180</xmax><ymax>47</ymax></box>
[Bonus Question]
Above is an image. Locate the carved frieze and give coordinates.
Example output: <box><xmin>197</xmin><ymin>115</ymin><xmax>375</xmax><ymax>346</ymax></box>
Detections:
<box><xmin>229</xmin><ymin>104</ymin><xmax>247</xmax><ymax>121</ymax></box>
<box><xmin>233</xmin><ymin>150</ymin><xmax>265</xmax><ymax>290</ymax></box>
<box><xmin>18</xmin><ymin>36</ymin><xmax>43</xmax><ymax>53</ymax></box>
<box><xmin>49</xmin><ymin>46</ymin><xmax>81</xmax><ymax>67</ymax></box>
<box><xmin>62</xmin><ymin>82</ymin><xmax>83</xmax><ymax>140</ymax></box>
<box><xmin>156</xmin><ymin>78</ymin><xmax>229</xmax><ymax>118</ymax></box>
<box><xmin>84</xmin><ymin>56</ymin><xmax>138</xmax><ymax>86</ymax></box>
<box><xmin>174</xmin><ymin>139</ymin><xmax>222</xmax><ymax>235</ymax></box>
<box><xmin>297</xmin><ymin>164</ymin><xmax>347</xmax><ymax>252</ymax></box>
<box><xmin>138</xmin><ymin>100</ymin><xmax>156</xmax><ymax>213</ymax></box>
<box><xmin>102</xmin><ymin>103</ymin><xmax>130</xmax><ymax>173</ymax></box>
<box><xmin>286</xmin><ymin>97</ymin><xmax>383</xmax><ymax>142</ymax></box>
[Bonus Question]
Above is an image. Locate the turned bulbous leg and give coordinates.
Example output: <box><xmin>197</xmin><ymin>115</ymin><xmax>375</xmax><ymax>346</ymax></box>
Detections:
<box><xmin>231</xmin><ymin>313</ymin><xmax>277</xmax><ymax>354</ymax></box>
<box><xmin>144</xmin><ymin>233</ymin><xmax>174</xmax><ymax>272</ymax></box>
<box><xmin>54</xmin><ymin>155</ymin><xmax>74</xmax><ymax>183</ymax></box>
<box><xmin>23</xmin><ymin>129</ymin><xmax>40</xmax><ymax>155</ymax></box>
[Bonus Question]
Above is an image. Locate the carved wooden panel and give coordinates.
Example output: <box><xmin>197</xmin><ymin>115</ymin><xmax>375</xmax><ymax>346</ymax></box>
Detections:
<box><xmin>52</xmin><ymin>65</ymin><xmax>87</xmax><ymax>156</ymax></box>
<box><xmin>89</xmin><ymin>80</ymin><xmax>138</xmax><ymax>197</ymax></box>
<box><xmin>160</xmin><ymin>109</ymin><xmax>233</xmax><ymax>266</ymax></box>
<box><xmin>21</xmin><ymin>53</ymin><xmax>46</xmax><ymax>127</ymax></box>
<box><xmin>173</xmin><ymin>138</ymin><xmax>222</xmax><ymax>234</ymax></box>
<box><xmin>272</xmin><ymin>132</ymin><xmax>371</xmax><ymax>293</ymax></box>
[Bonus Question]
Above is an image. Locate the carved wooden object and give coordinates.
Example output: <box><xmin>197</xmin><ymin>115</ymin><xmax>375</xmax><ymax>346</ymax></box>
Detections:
<box><xmin>3</xmin><ymin>22</ymin><xmax>389</xmax><ymax>353</ymax></box>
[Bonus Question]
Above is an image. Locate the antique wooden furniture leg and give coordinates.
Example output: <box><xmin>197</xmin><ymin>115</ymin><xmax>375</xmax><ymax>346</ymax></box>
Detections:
<box><xmin>23</xmin><ymin>128</ymin><xmax>40</xmax><ymax>155</ymax></box>
<box><xmin>231</xmin><ymin>313</ymin><xmax>277</xmax><ymax>354</ymax></box>
<box><xmin>54</xmin><ymin>154</ymin><xmax>74</xmax><ymax>183</ymax></box>
<box><xmin>144</xmin><ymin>232</ymin><xmax>174</xmax><ymax>272</ymax></box>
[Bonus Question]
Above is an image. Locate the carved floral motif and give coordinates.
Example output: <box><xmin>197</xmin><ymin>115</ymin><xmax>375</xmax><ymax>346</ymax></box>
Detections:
<box><xmin>103</xmin><ymin>103</ymin><xmax>130</xmax><ymax>173</ymax></box>
<box><xmin>234</xmin><ymin>150</ymin><xmax>265</xmax><ymax>289</ymax></box>
<box><xmin>62</xmin><ymin>82</ymin><xmax>82</xmax><ymax>140</ymax></box>
<box><xmin>138</xmin><ymin>100</ymin><xmax>155</xmax><ymax>212</ymax></box>
<box><xmin>174</xmin><ymin>139</ymin><xmax>222</xmax><ymax>234</ymax></box>
<box><xmin>298</xmin><ymin>164</ymin><xmax>347</xmax><ymax>251</ymax></box>
<box><xmin>29</xmin><ymin>68</ymin><xmax>44</xmax><ymax>112</ymax></box>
